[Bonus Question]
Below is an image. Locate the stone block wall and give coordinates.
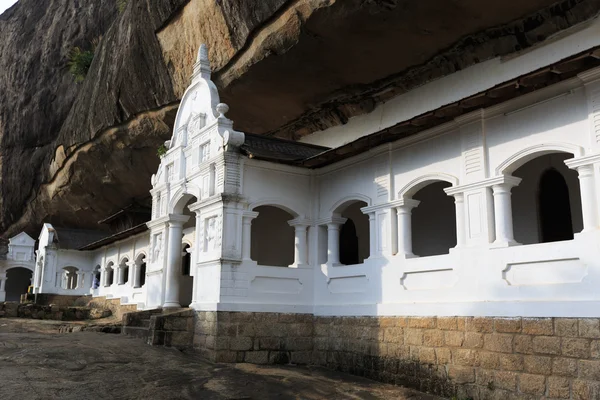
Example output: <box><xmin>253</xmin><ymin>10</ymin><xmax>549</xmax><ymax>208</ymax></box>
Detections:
<box><xmin>149</xmin><ymin>309</ymin><xmax>195</xmax><ymax>349</ymax></box>
<box><xmin>192</xmin><ymin>312</ymin><xmax>600</xmax><ymax>399</ymax></box>
<box><xmin>193</xmin><ymin>311</ymin><xmax>314</xmax><ymax>364</ymax></box>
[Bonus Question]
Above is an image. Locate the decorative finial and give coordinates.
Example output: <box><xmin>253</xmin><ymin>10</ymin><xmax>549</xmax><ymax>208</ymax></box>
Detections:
<box><xmin>197</xmin><ymin>44</ymin><xmax>208</xmax><ymax>63</ymax></box>
<box><xmin>216</xmin><ymin>103</ymin><xmax>229</xmax><ymax>118</ymax></box>
<box><xmin>192</xmin><ymin>44</ymin><xmax>211</xmax><ymax>81</ymax></box>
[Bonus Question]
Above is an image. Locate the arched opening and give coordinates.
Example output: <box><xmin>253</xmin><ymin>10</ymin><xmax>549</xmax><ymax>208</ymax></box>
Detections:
<box><xmin>119</xmin><ymin>258</ymin><xmax>129</xmax><ymax>285</ymax></box>
<box><xmin>62</xmin><ymin>266</ymin><xmax>79</xmax><ymax>290</ymax></box>
<box><xmin>338</xmin><ymin>200</ymin><xmax>369</xmax><ymax>265</ymax></box>
<box><xmin>512</xmin><ymin>153</ymin><xmax>582</xmax><ymax>244</ymax></box>
<box><xmin>5</xmin><ymin>267</ymin><xmax>32</xmax><ymax>302</ymax></box>
<box><xmin>92</xmin><ymin>265</ymin><xmax>101</xmax><ymax>289</ymax></box>
<box><xmin>134</xmin><ymin>254</ymin><xmax>146</xmax><ymax>289</ymax></box>
<box><xmin>179</xmin><ymin>243</ymin><xmax>193</xmax><ymax>307</ymax></box>
<box><xmin>105</xmin><ymin>262</ymin><xmax>114</xmax><ymax>287</ymax></box>
<box><xmin>251</xmin><ymin>205</ymin><xmax>295</xmax><ymax>267</ymax></box>
<box><xmin>411</xmin><ymin>181</ymin><xmax>456</xmax><ymax>257</ymax></box>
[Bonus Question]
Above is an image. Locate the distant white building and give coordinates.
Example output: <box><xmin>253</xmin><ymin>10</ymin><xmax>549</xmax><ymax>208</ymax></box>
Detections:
<box><xmin>4</xmin><ymin>17</ymin><xmax>600</xmax><ymax>320</ymax></box>
<box><xmin>0</xmin><ymin>232</ymin><xmax>35</xmax><ymax>302</ymax></box>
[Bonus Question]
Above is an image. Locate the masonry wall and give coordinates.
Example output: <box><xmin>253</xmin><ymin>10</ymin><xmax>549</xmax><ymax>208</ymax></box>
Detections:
<box><xmin>193</xmin><ymin>311</ymin><xmax>600</xmax><ymax>399</ymax></box>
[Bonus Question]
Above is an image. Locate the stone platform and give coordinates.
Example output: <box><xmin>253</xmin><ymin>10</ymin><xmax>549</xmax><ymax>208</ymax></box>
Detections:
<box><xmin>0</xmin><ymin>318</ymin><xmax>439</xmax><ymax>400</ymax></box>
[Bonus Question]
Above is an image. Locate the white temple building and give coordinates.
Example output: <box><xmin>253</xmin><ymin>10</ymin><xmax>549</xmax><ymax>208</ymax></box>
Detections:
<box><xmin>5</xmin><ymin>17</ymin><xmax>600</xmax><ymax>321</ymax></box>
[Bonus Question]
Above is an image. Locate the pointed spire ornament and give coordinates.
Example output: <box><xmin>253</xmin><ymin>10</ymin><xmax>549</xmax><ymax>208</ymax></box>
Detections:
<box><xmin>192</xmin><ymin>43</ymin><xmax>211</xmax><ymax>81</ymax></box>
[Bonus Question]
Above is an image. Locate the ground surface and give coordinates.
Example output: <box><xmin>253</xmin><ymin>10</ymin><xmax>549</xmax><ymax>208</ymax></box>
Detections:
<box><xmin>0</xmin><ymin>318</ymin><xmax>442</xmax><ymax>400</ymax></box>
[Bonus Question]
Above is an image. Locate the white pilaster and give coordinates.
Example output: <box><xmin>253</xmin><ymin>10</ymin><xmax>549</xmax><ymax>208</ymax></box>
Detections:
<box><xmin>565</xmin><ymin>155</ymin><xmax>600</xmax><ymax>232</ymax></box>
<box><xmin>452</xmin><ymin>193</ymin><xmax>466</xmax><ymax>247</ymax></box>
<box><xmin>0</xmin><ymin>273</ymin><xmax>7</xmax><ymax>292</ymax></box>
<box><xmin>163</xmin><ymin>214</ymin><xmax>190</xmax><ymax>308</ymax></box>
<box><xmin>491</xmin><ymin>176</ymin><xmax>522</xmax><ymax>247</ymax></box>
<box><xmin>368</xmin><ymin>213</ymin><xmax>377</xmax><ymax>259</ymax></box>
<box><xmin>241</xmin><ymin>212</ymin><xmax>259</xmax><ymax>261</ymax></box>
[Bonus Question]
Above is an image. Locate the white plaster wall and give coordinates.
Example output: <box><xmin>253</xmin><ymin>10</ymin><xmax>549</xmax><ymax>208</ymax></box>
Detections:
<box><xmin>486</xmin><ymin>88</ymin><xmax>589</xmax><ymax>175</ymax></box>
<box><xmin>243</xmin><ymin>162</ymin><xmax>312</xmax><ymax>217</ymax></box>
<box><xmin>215</xmin><ymin>53</ymin><xmax>600</xmax><ymax>318</ymax></box>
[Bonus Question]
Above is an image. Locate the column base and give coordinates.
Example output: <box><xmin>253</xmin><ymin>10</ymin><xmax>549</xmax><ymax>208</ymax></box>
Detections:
<box><xmin>394</xmin><ymin>252</ymin><xmax>417</xmax><ymax>259</ymax></box>
<box><xmin>490</xmin><ymin>239</ymin><xmax>521</xmax><ymax>249</ymax></box>
<box><xmin>163</xmin><ymin>301</ymin><xmax>182</xmax><ymax>309</ymax></box>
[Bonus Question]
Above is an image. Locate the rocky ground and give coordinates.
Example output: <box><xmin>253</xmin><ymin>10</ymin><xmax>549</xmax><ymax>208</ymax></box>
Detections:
<box><xmin>0</xmin><ymin>318</ymin><xmax>441</xmax><ymax>400</ymax></box>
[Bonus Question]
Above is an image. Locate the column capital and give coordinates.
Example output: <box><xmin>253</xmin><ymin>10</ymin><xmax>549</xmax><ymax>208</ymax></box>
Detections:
<box><xmin>316</xmin><ymin>217</ymin><xmax>347</xmax><ymax>227</ymax></box>
<box><xmin>288</xmin><ymin>217</ymin><xmax>311</xmax><ymax>228</ymax></box>
<box><xmin>167</xmin><ymin>214</ymin><xmax>190</xmax><ymax>227</ymax></box>
<box><xmin>242</xmin><ymin>211</ymin><xmax>259</xmax><ymax>221</ymax></box>
<box><xmin>452</xmin><ymin>192</ymin><xmax>465</xmax><ymax>202</ymax></box>
<box><xmin>491</xmin><ymin>175</ymin><xmax>522</xmax><ymax>193</ymax></box>
<box><xmin>390</xmin><ymin>198</ymin><xmax>420</xmax><ymax>211</ymax></box>
<box><xmin>564</xmin><ymin>154</ymin><xmax>600</xmax><ymax>175</ymax></box>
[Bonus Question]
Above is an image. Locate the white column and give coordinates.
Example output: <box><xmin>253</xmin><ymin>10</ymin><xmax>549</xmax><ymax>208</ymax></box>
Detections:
<box><xmin>289</xmin><ymin>219</ymin><xmax>310</xmax><ymax>267</ymax></box>
<box><xmin>163</xmin><ymin>215</ymin><xmax>189</xmax><ymax>308</ymax></box>
<box><xmin>117</xmin><ymin>265</ymin><xmax>125</xmax><ymax>285</ymax></box>
<box><xmin>133</xmin><ymin>259</ymin><xmax>143</xmax><ymax>288</ymax></box>
<box><xmin>126</xmin><ymin>261</ymin><xmax>135</xmax><ymax>287</ymax></box>
<box><xmin>394</xmin><ymin>199</ymin><xmax>420</xmax><ymax>257</ymax></box>
<box><xmin>453</xmin><ymin>193</ymin><xmax>466</xmax><ymax>247</ymax></box>
<box><xmin>492</xmin><ymin>177</ymin><xmax>521</xmax><ymax>246</ymax></box>
<box><xmin>76</xmin><ymin>272</ymin><xmax>84</xmax><ymax>290</ymax></box>
<box><xmin>241</xmin><ymin>212</ymin><xmax>259</xmax><ymax>261</ymax></box>
<box><xmin>574</xmin><ymin>164</ymin><xmax>598</xmax><ymax>232</ymax></box>
<box><xmin>0</xmin><ymin>274</ymin><xmax>5</xmax><ymax>292</ymax></box>
<box><xmin>325</xmin><ymin>217</ymin><xmax>346</xmax><ymax>266</ymax></box>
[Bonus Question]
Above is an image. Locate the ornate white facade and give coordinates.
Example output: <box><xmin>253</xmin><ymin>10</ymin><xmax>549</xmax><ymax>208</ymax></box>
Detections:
<box><xmin>12</xmin><ymin>18</ymin><xmax>600</xmax><ymax>319</ymax></box>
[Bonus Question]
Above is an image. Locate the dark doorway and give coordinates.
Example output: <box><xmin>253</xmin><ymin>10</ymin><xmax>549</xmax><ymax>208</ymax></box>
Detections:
<box><xmin>539</xmin><ymin>168</ymin><xmax>574</xmax><ymax>243</ymax></box>
<box><xmin>411</xmin><ymin>181</ymin><xmax>456</xmax><ymax>257</ymax></box>
<box><xmin>180</xmin><ymin>244</ymin><xmax>193</xmax><ymax>307</ymax></box>
<box><xmin>182</xmin><ymin>244</ymin><xmax>191</xmax><ymax>276</ymax></box>
<box><xmin>338</xmin><ymin>201</ymin><xmax>369</xmax><ymax>265</ymax></box>
<box><xmin>139</xmin><ymin>262</ymin><xmax>146</xmax><ymax>287</ymax></box>
<box><xmin>6</xmin><ymin>267</ymin><xmax>32</xmax><ymax>302</ymax></box>
<box><xmin>339</xmin><ymin>219</ymin><xmax>359</xmax><ymax>265</ymax></box>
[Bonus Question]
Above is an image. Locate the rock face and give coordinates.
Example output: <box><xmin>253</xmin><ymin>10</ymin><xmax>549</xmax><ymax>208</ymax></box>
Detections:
<box><xmin>1</xmin><ymin>0</ymin><xmax>600</xmax><ymax>238</ymax></box>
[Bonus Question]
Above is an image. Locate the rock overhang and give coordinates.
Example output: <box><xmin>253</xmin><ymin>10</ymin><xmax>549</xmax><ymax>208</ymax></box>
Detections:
<box><xmin>212</xmin><ymin>0</ymin><xmax>600</xmax><ymax>140</ymax></box>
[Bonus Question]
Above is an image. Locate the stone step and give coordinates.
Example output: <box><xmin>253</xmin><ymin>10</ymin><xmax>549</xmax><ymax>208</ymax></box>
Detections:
<box><xmin>122</xmin><ymin>326</ymin><xmax>150</xmax><ymax>341</ymax></box>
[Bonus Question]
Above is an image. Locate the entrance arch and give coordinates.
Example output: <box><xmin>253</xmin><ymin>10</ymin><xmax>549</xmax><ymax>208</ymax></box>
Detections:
<box><xmin>6</xmin><ymin>267</ymin><xmax>32</xmax><ymax>302</ymax></box>
<box><xmin>338</xmin><ymin>201</ymin><xmax>369</xmax><ymax>265</ymax></box>
<box><xmin>251</xmin><ymin>205</ymin><xmax>295</xmax><ymax>267</ymax></box>
<box><xmin>411</xmin><ymin>181</ymin><xmax>456</xmax><ymax>257</ymax></box>
<box><xmin>511</xmin><ymin>153</ymin><xmax>582</xmax><ymax>244</ymax></box>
